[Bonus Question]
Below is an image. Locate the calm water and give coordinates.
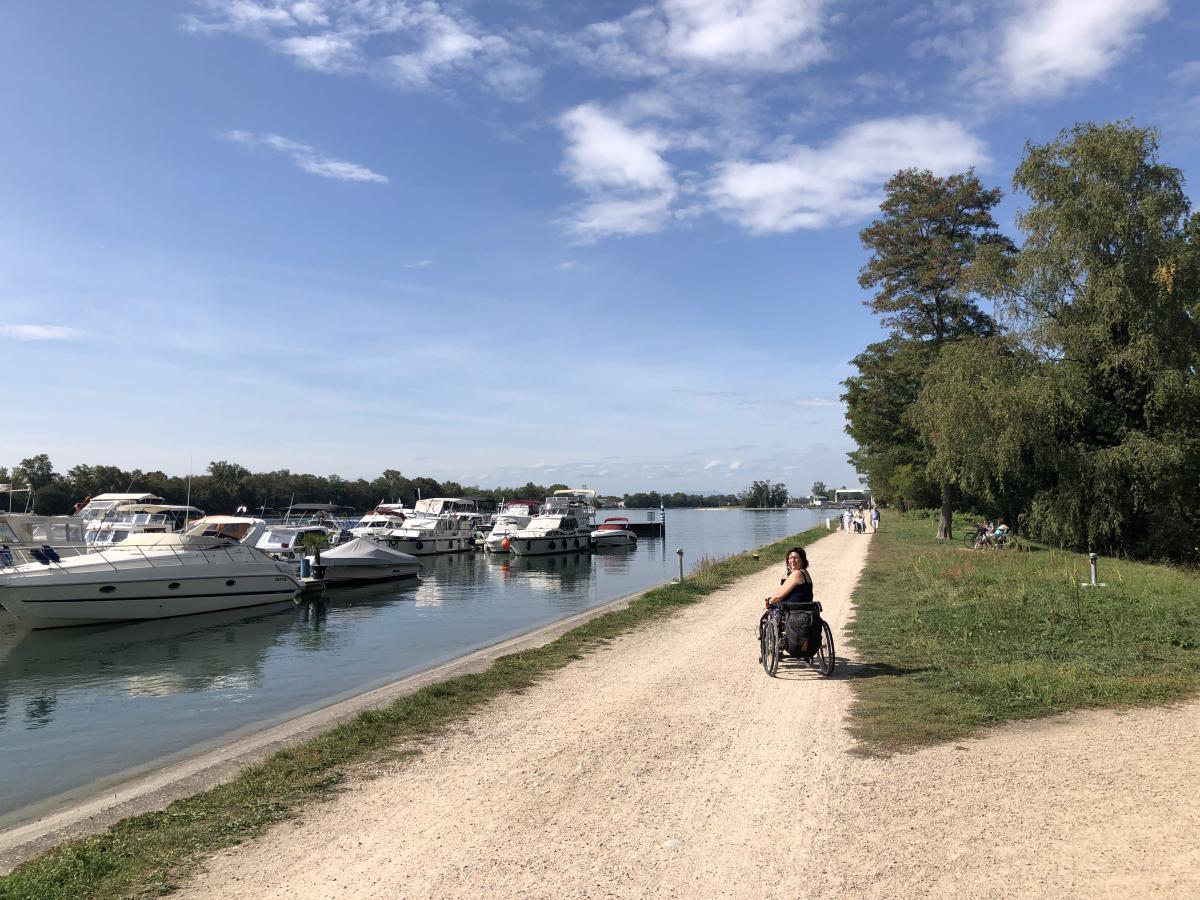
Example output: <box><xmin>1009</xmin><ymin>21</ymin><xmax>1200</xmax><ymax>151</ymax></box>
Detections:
<box><xmin>0</xmin><ymin>508</ymin><xmax>825</xmax><ymax>825</ymax></box>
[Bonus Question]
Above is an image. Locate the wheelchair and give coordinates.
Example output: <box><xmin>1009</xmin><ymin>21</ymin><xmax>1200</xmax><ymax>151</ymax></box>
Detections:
<box><xmin>758</xmin><ymin>599</ymin><xmax>835</xmax><ymax>677</ymax></box>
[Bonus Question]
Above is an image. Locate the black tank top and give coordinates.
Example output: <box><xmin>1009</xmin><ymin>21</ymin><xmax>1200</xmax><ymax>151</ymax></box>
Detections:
<box><xmin>781</xmin><ymin>571</ymin><xmax>813</xmax><ymax>604</ymax></box>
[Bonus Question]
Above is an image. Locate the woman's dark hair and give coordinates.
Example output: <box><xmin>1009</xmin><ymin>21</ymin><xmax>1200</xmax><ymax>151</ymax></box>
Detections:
<box><xmin>786</xmin><ymin>546</ymin><xmax>808</xmax><ymax>570</ymax></box>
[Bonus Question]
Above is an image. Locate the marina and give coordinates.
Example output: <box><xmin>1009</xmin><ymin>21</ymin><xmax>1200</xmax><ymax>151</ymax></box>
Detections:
<box><xmin>0</xmin><ymin>507</ymin><xmax>825</xmax><ymax>827</ymax></box>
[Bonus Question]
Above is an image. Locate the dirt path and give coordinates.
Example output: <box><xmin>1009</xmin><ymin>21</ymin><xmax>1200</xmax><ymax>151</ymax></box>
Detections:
<box><xmin>180</xmin><ymin>531</ymin><xmax>1200</xmax><ymax>898</ymax></box>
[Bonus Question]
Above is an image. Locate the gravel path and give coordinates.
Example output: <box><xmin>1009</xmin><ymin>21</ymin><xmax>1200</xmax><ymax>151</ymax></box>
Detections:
<box><xmin>180</xmin><ymin>531</ymin><xmax>1200</xmax><ymax>898</ymax></box>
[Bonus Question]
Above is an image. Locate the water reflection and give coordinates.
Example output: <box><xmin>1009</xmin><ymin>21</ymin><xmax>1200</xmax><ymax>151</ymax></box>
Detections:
<box><xmin>0</xmin><ymin>603</ymin><xmax>298</xmax><ymax>703</ymax></box>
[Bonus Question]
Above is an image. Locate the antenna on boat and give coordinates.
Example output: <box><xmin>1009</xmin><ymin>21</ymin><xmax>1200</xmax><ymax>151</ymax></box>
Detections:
<box><xmin>184</xmin><ymin>458</ymin><xmax>193</xmax><ymax>529</ymax></box>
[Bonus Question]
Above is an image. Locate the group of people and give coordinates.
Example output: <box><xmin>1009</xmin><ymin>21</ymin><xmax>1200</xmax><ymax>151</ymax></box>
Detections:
<box><xmin>840</xmin><ymin>505</ymin><xmax>879</xmax><ymax>534</ymax></box>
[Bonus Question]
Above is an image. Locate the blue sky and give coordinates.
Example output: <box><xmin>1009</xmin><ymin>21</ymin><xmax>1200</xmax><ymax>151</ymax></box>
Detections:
<box><xmin>2</xmin><ymin>0</ymin><xmax>1198</xmax><ymax>495</ymax></box>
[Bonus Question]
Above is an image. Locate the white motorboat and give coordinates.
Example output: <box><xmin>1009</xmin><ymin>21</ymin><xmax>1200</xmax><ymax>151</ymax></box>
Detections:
<box><xmin>482</xmin><ymin>501</ymin><xmax>542</xmax><ymax>552</ymax></box>
<box><xmin>305</xmin><ymin>537</ymin><xmax>421</xmax><ymax>584</ymax></box>
<box><xmin>0</xmin><ymin>492</ymin><xmax>163</xmax><ymax>547</ymax></box>
<box><xmin>84</xmin><ymin>503</ymin><xmax>205</xmax><ymax>546</ymax></box>
<box><xmin>0</xmin><ymin>517</ymin><xmax>300</xmax><ymax>628</ymax></box>
<box><xmin>591</xmin><ymin>516</ymin><xmax>638</xmax><ymax>548</ymax></box>
<box><xmin>381</xmin><ymin>515</ymin><xmax>474</xmax><ymax>555</ymax></box>
<box><xmin>507</xmin><ymin>514</ymin><xmax>591</xmax><ymax>556</ymax></box>
<box><xmin>350</xmin><ymin>504</ymin><xmax>408</xmax><ymax>540</ymax></box>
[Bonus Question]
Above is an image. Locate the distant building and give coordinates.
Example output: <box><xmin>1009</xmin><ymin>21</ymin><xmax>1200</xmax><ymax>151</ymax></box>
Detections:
<box><xmin>834</xmin><ymin>488</ymin><xmax>871</xmax><ymax>505</ymax></box>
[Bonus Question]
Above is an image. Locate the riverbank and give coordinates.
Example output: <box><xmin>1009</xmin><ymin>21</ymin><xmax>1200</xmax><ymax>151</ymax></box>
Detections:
<box><xmin>846</xmin><ymin>513</ymin><xmax>1200</xmax><ymax>751</ymax></box>
<box><xmin>0</xmin><ymin>527</ymin><xmax>828</xmax><ymax>898</ymax></box>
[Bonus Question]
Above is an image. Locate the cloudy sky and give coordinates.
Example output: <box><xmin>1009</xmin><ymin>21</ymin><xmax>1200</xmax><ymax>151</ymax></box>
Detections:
<box><xmin>1</xmin><ymin>0</ymin><xmax>1197</xmax><ymax>494</ymax></box>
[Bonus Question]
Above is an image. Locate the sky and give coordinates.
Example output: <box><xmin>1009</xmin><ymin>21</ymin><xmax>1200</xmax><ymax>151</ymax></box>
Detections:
<box><xmin>2</xmin><ymin>0</ymin><xmax>1199</xmax><ymax>496</ymax></box>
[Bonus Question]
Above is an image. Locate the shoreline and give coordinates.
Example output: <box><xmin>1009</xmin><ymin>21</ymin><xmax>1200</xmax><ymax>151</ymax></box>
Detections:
<box><xmin>0</xmin><ymin>582</ymin><xmax>662</xmax><ymax>874</ymax></box>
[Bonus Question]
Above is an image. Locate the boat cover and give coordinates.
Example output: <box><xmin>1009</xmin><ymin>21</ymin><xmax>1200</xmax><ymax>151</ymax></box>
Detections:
<box><xmin>316</xmin><ymin>537</ymin><xmax>420</xmax><ymax>567</ymax></box>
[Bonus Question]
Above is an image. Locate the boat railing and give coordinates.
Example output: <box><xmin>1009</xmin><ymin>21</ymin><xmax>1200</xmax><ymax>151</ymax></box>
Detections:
<box><xmin>0</xmin><ymin>540</ymin><xmax>251</xmax><ymax>573</ymax></box>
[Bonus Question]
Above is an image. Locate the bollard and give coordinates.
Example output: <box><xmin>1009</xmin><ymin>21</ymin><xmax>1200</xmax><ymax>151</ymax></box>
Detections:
<box><xmin>1081</xmin><ymin>551</ymin><xmax>1107</xmax><ymax>587</ymax></box>
<box><xmin>826</xmin><ymin>518</ymin><xmax>832</xmax><ymax>530</ymax></box>
<box><xmin>676</xmin><ymin>548</ymin><xmax>684</xmax><ymax>581</ymax></box>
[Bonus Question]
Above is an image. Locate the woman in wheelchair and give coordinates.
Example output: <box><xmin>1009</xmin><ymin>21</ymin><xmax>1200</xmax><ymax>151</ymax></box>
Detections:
<box><xmin>766</xmin><ymin>547</ymin><xmax>814</xmax><ymax>654</ymax></box>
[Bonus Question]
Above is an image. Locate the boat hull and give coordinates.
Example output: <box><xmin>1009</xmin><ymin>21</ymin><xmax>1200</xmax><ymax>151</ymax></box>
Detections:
<box><xmin>591</xmin><ymin>531</ymin><xmax>637</xmax><ymax>548</ymax></box>
<box><xmin>383</xmin><ymin>536</ymin><xmax>473</xmax><ymax>555</ymax></box>
<box><xmin>507</xmin><ymin>533</ymin><xmax>591</xmax><ymax>556</ymax></box>
<box><xmin>0</xmin><ymin>570</ymin><xmax>300</xmax><ymax>628</ymax></box>
<box><xmin>314</xmin><ymin>562</ymin><xmax>421</xmax><ymax>584</ymax></box>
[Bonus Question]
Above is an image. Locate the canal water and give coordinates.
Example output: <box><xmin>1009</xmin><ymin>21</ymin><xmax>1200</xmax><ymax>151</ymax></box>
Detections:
<box><xmin>0</xmin><ymin>508</ymin><xmax>827</xmax><ymax>826</ymax></box>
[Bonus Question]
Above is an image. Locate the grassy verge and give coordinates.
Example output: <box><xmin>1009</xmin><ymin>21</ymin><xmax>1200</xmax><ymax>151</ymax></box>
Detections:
<box><xmin>846</xmin><ymin>514</ymin><xmax>1200</xmax><ymax>753</ymax></box>
<box><xmin>0</xmin><ymin>527</ymin><xmax>825</xmax><ymax>900</ymax></box>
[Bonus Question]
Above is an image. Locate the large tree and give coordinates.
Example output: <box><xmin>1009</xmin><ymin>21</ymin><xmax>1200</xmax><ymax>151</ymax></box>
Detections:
<box><xmin>1001</xmin><ymin>122</ymin><xmax>1200</xmax><ymax>557</ymax></box>
<box><xmin>847</xmin><ymin>168</ymin><xmax>1013</xmax><ymax>537</ymax></box>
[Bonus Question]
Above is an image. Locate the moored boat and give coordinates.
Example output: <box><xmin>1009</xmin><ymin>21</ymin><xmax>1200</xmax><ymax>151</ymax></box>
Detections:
<box><xmin>0</xmin><ymin>517</ymin><xmax>300</xmax><ymax>628</ymax></box>
<box><xmin>483</xmin><ymin>500</ymin><xmax>542</xmax><ymax>552</ymax></box>
<box><xmin>590</xmin><ymin>516</ymin><xmax>637</xmax><ymax>548</ymax></box>
<box><xmin>381</xmin><ymin>515</ymin><xmax>475</xmax><ymax>555</ymax></box>
<box><xmin>305</xmin><ymin>537</ymin><xmax>421</xmax><ymax>584</ymax></box>
<box><xmin>507</xmin><ymin>513</ymin><xmax>591</xmax><ymax>556</ymax></box>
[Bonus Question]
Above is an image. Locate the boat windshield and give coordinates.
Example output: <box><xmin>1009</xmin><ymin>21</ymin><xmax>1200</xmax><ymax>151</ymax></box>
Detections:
<box><xmin>185</xmin><ymin>520</ymin><xmax>253</xmax><ymax>541</ymax></box>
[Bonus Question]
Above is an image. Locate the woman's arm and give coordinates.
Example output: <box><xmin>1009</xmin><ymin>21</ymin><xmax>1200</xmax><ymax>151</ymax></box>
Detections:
<box><xmin>767</xmin><ymin>570</ymin><xmax>802</xmax><ymax>605</ymax></box>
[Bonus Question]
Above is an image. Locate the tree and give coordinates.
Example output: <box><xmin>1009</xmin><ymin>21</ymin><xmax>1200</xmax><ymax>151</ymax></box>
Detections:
<box><xmin>851</xmin><ymin>168</ymin><xmax>1013</xmax><ymax>538</ymax></box>
<box><xmin>810</xmin><ymin>481</ymin><xmax>830</xmax><ymax>500</ymax></box>
<box><xmin>15</xmin><ymin>454</ymin><xmax>55</xmax><ymax>490</ymax></box>
<box><xmin>999</xmin><ymin>122</ymin><xmax>1200</xmax><ymax>557</ymax></box>
<box><xmin>911</xmin><ymin>337</ymin><xmax>1062</xmax><ymax>530</ymax></box>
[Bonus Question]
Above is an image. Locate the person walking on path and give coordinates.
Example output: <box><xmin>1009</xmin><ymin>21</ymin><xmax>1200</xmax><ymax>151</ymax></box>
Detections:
<box><xmin>871</xmin><ymin>507</ymin><xmax>880</xmax><ymax>532</ymax></box>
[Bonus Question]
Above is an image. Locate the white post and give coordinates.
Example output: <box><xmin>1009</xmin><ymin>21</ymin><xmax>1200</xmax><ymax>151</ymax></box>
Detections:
<box><xmin>676</xmin><ymin>547</ymin><xmax>684</xmax><ymax>581</ymax></box>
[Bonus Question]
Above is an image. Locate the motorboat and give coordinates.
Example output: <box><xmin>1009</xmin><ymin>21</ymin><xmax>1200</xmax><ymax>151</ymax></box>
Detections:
<box><xmin>380</xmin><ymin>515</ymin><xmax>474</xmax><ymax>555</ymax></box>
<box><xmin>482</xmin><ymin>501</ymin><xmax>542</xmax><ymax>553</ymax></box>
<box><xmin>0</xmin><ymin>517</ymin><xmax>301</xmax><ymax>628</ymax></box>
<box><xmin>350</xmin><ymin>504</ymin><xmax>408</xmax><ymax>540</ymax></box>
<box><xmin>544</xmin><ymin>489</ymin><xmax>598</xmax><ymax>531</ymax></box>
<box><xmin>257</xmin><ymin>522</ymin><xmax>345</xmax><ymax>569</ymax></box>
<box><xmin>591</xmin><ymin>516</ymin><xmax>638</xmax><ymax>548</ymax></box>
<box><xmin>305</xmin><ymin>537</ymin><xmax>421</xmax><ymax>585</ymax></box>
<box><xmin>507</xmin><ymin>514</ymin><xmax>591</xmax><ymax>556</ymax></box>
<box><xmin>0</xmin><ymin>492</ymin><xmax>163</xmax><ymax>547</ymax></box>
<box><xmin>84</xmin><ymin>503</ymin><xmax>205</xmax><ymax>546</ymax></box>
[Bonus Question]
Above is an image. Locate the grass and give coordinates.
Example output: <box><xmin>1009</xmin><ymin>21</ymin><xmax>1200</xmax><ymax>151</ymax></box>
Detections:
<box><xmin>0</xmin><ymin>527</ymin><xmax>825</xmax><ymax>900</ymax></box>
<box><xmin>846</xmin><ymin>514</ymin><xmax>1200</xmax><ymax>753</ymax></box>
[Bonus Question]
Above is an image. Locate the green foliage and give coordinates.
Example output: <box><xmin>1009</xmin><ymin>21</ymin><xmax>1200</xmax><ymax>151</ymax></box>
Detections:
<box><xmin>738</xmin><ymin>480</ymin><xmax>788</xmax><ymax>508</ymax></box>
<box><xmin>0</xmin><ymin>528</ymin><xmax>826</xmax><ymax>900</ymax></box>
<box><xmin>846</xmin><ymin>168</ymin><xmax>1010</xmax><ymax>533</ymax></box>
<box><xmin>847</xmin><ymin>516</ymin><xmax>1200</xmax><ymax>752</ymax></box>
<box><xmin>1001</xmin><ymin>122</ymin><xmax>1200</xmax><ymax>559</ymax></box>
<box><xmin>847</xmin><ymin>122</ymin><xmax>1200</xmax><ymax>562</ymax></box>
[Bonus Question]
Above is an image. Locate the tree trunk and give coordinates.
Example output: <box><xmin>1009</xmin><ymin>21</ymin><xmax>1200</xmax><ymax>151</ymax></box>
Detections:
<box><xmin>936</xmin><ymin>480</ymin><xmax>953</xmax><ymax>540</ymax></box>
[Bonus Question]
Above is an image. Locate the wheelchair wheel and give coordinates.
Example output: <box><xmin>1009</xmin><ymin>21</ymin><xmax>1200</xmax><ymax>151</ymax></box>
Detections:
<box><xmin>814</xmin><ymin>621</ymin><xmax>835</xmax><ymax>676</ymax></box>
<box><xmin>760</xmin><ymin>619</ymin><xmax>780</xmax><ymax>677</ymax></box>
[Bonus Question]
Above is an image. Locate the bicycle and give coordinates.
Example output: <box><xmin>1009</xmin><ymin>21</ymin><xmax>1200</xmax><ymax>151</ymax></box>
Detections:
<box><xmin>758</xmin><ymin>600</ymin><xmax>835</xmax><ymax>677</ymax></box>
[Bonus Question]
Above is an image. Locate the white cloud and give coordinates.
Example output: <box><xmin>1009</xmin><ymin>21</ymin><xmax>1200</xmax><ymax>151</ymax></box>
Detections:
<box><xmin>709</xmin><ymin>116</ymin><xmax>989</xmax><ymax>233</ymax></box>
<box><xmin>728</xmin><ymin>460</ymin><xmax>743</xmax><ymax>470</ymax></box>
<box><xmin>222</xmin><ymin>130</ymin><xmax>388</xmax><ymax>183</ymax></box>
<box><xmin>560</xmin><ymin>104</ymin><xmax>673</xmax><ymax>192</ymax></box>
<box><xmin>703</xmin><ymin>460</ymin><xmax>719</xmax><ymax>469</ymax></box>
<box><xmin>558</xmin><ymin>103</ymin><xmax>678</xmax><ymax>240</ymax></box>
<box><xmin>661</xmin><ymin>0</ymin><xmax>829</xmax><ymax>69</ymax></box>
<box><xmin>998</xmin><ymin>0</ymin><xmax>1166</xmax><ymax>98</ymax></box>
<box><xmin>555</xmin><ymin>261</ymin><xmax>577</xmax><ymax>271</ymax></box>
<box><xmin>1171</xmin><ymin>61</ymin><xmax>1200</xmax><ymax>85</ymax></box>
<box><xmin>402</xmin><ymin>259</ymin><xmax>434</xmax><ymax>268</ymax></box>
<box><xmin>564</xmin><ymin>0</ymin><xmax>830</xmax><ymax>76</ymax></box>
<box><xmin>185</xmin><ymin>1</ymin><xmax>538</xmax><ymax>99</ymax></box>
<box><xmin>0</xmin><ymin>324</ymin><xmax>84</xmax><ymax>341</ymax></box>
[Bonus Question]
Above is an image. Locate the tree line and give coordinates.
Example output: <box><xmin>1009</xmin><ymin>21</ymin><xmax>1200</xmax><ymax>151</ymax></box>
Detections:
<box><xmin>844</xmin><ymin>121</ymin><xmax>1200</xmax><ymax>562</ymax></box>
<box><xmin>0</xmin><ymin>456</ymin><xmax>774</xmax><ymax>514</ymax></box>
